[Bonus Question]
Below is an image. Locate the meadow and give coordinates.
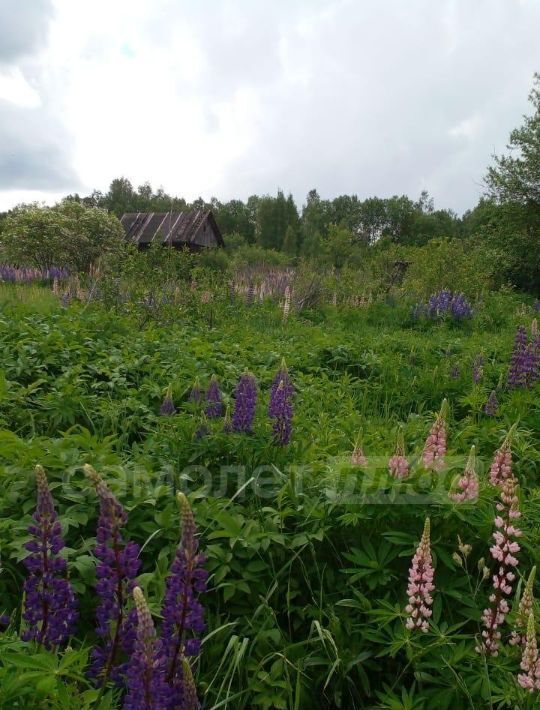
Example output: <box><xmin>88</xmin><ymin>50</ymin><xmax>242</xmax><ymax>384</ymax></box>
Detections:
<box><xmin>0</xmin><ymin>281</ymin><xmax>539</xmax><ymax>709</ymax></box>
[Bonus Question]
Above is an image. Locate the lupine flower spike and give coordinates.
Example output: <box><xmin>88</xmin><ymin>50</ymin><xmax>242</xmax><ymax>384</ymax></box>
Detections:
<box><xmin>160</xmin><ymin>384</ymin><xmax>176</xmax><ymax>416</ymax></box>
<box><xmin>389</xmin><ymin>428</ymin><xmax>409</xmax><ymax>479</ymax></box>
<box><xmin>84</xmin><ymin>464</ymin><xmax>141</xmax><ymax>686</ymax></box>
<box><xmin>282</xmin><ymin>286</ymin><xmax>291</xmax><ymax>323</ymax></box>
<box><xmin>189</xmin><ymin>378</ymin><xmax>202</xmax><ymax>405</ymax></box>
<box><xmin>223</xmin><ymin>405</ymin><xmax>233</xmax><ymax>433</ymax></box>
<box><xmin>22</xmin><ymin>465</ymin><xmax>78</xmax><ymax>648</ymax></box>
<box><xmin>489</xmin><ymin>424</ymin><xmax>517</xmax><ymax>487</ymax></box>
<box><xmin>125</xmin><ymin>587</ymin><xmax>169</xmax><ymax>709</ymax></box>
<box><xmin>268</xmin><ymin>360</ymin><xmax>294</xmax><ymax>446</ymax></box>
<box><xmin>181</xmin><ymin>656</ymin><xmax>201</xmax><ymax>710</ymax></box>
<box><xmin>511</xmin><ymin>567</ymin><xmax>537</xmax><ymax>647</ymax></box>
<box><xmin>477</xmin><ymin>475</ymin><xmax>521</xmax><ymax>655</ymax></box>
<box><xmin>484</xmin><ymin>390</ymin><xmax>499</xmax><ymax>417</ymax></box>
<box><xmin>451</xmin><ymin>446</ymin><xmax>479</xmax><ymax>503</ymax></box>
<box><xmin>405</xmin><ymin>518</ymin><xmax>435</xmax><ymax>632</ymax></box>
<box><xmin>508</xmin><ymin>325</ymin><xmax>531</xmax><ymax>389</ymax></box>
<box><xmin>422</xmin><ymin>399</ymin><xmax>448</xmax><ymax>472</ymax></box>
<box><xmin>161</xmin><ymin>492</ymin><xmax>207</xmax><ymax>702</ymax></box>
<box><xmin>518</xmin><ymin>613</ymin><xmax>540</xmax><ymax>691</ymax></box>
<box><xmin>232</xmin><ymin>372</ymin><xmax>257</xmax><ymax>433</ymax></box>
<box><xmin>205</xmin><ymin>376</ymin><xmax>223</xmax><ymax>418</ymax></box>
<box><xmin>351</xmin><ymin>432</ymin><xmax>368</xmax><ymax>467</ymax></box>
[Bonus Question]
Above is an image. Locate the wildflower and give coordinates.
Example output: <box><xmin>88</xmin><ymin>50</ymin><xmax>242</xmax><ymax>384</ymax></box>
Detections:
<box><xmin>161</xmin><ymin>493</ymin><xmax>207</xmax><ymax>701</ymax></box>
<box><xmin>160</xmin><ymin>384</ymin><xmax>176</xmax><ymax>416</ymax></box>
<box><xmin>477</xmin><ymin>475</ymin><xmax>521</xmax><ymax>656</ymax></box>
<box><xmin>223</xmin><ymin>406</ymin><xmax>233</xmax><ymax>433</ymax></box>
<box><xmin>484</xmin><ymin>390</ymin><xmax>498</xmax><ymax>417</ymax></box>
<box><xmin>231</xmin><ymin>373</ymin><xmax>257</xmax><ymax>433</ymax></box>
<box><xmin>351</xmin><ymin>432</ymin><xmax>368</xmax><ymax>467</ymax></box>
<box><xmin>511</xmin><ymin>567</ymin><xmax>536</xmax><ymax>647</ymax></box>
<box><xmin>405</xmin><ymin>518</ymin><xmax>435</xmax><ymax>632</ymax></box>
<box><xmin>181</xmin><ymin>656</ymin><xmax>201</xmax><ymax>710</ymax></box>
<box><xmin>472</xmin><ymin>354</ymin><xmax>484</xmax><ymax>384</ymax></box>
<box><xmin>189</xmin><ymin>378</ymin><xmax>202</xmax><ymax>405</ymax></box>
<box><xmin>457</xmin><ymin>536</ymin><xmax>472</xmax><ymax>558</ymax></box>
<box><xmin>508</xmin><ymin>325</ymin><xmax>529</xmax><ymax>389</ymax></box>
<box><xmin>518</xmin><ymin>614</ymin><xmax>540</xmax><ymax>691</ymax></box>
<box><xmin>422</xmin><ymin>400</ymin><xmax>448</xmax><ymax>472</ymax></box>
<box><xmin>0</xmin><ymin>614</ymin><xmax>10</xmax><ymax>628</ymax></box>
<box><xmin>268</xmin><ymin>361</ymin><xmax>294</xmax><ymax>446</ymax></box>
<box><xmin>451</xmin><ymin>446</ymin><xmax>479</xmax><ymax>503</ymax></box>
<box><xmin>205</xmin><ymin>376</ymin><xmax>223</xmax><ymax>418</ymax></box>
<box><xmin>389</xmin><ymin>428</ymin><xmax>409</xmax><ymax>479</ymax></box>
<box><xmin>84</xmin><ymin>464</ymin><xmax>141</xmax><ymax>686</ymax></box>
<box><xmin>124</xmin><ymin>588</ymin><xmax>169</xmax><ymax>710</ymax></box>
<box><xmin>22</xmin><ymin>465</ymin><xmax>78</xmax><ymax>648</ymax></box>
<box><xmin>489</xmin><ymin>425</ymin><xmax>516</xmax><ymax>487</ymax></box>
<box><xmin>450</xmin><ymin>364</ymin><xmax>460</xmax><ymax>379</ymax></box>
<box><xmin>194</xmin><ymin>415</ymin><xmax>209</xmax><ymax>440</ymax></box>
<box><xmin>282</xmin><ymin>286</ymin><xmax>291</xmax><ymax>323</ymax></box>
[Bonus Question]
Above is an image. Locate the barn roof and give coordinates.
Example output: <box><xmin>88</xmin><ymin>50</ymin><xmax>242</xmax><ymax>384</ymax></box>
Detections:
<box><xmin>120</xmin><ymin>210</ymin><xmax>224</xmax><ymax>248</ymax></box>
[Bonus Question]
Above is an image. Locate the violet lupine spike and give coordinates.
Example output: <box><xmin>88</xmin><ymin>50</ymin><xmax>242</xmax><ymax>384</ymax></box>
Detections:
<box><xmin>508</xmin><ymin>325</ymin><xmax>529</xmax><ymax>389</ymax></box>
<box><xmin>161</xmin><ymin>493</ymin><xmax>207</xmax><ymax>703</ymax></box>
<box><xmin>450</xmin><ymin>446</ymin><xmax>479</xmax><ymax>503</ymax></box>
<box><xmin>160</xmin><ymin>384</ymin><xmax>176</xmax><ymax>416</ymax></box>
<box><xmin>511</xmin><ymin>566</ymin><xmax>536</xmax><ymax>647</ymax></box>
<box><xmin>205</xmin><ymin>376</ymin><xmax>223</xmax><ymax>418</ymax></box>
<box><xmin>518</xmin><ymin>613</ymin><xmax>540</xmax><ymax>691</ymax></box>
<box><xmin>22</xmin><ymin>465</ymin><xmax>78</xmax><ymax>648</ymax></box>
<box><xmin>477</xmin><ymin>475</ymin><xmax>521</xmax><ymax>656</ymax></box>
<box><xmin>484</xmin><ymin>390</ymin><xmax>499</xmax><ymax>417</ymax></box>
<box><xmin>124</xmin><ymin>587</ymin><xmax>170</xmax><ymax>710</ymax></box>
<box><xmin>450</xmin><ymin>364</ymin><xmax>460</xmax><ymax>380</ymax></box>
<box><xmin>84</xmin><ymin>464</ymin><xmax>141</xmax><ymax>687</ymax></box>
<box><xmin>389</xmin><ymin>429</ymin><xmax>409</xmax><ymax>479</ymax></box>
<box><xmin>422</xmin><ymin>400</ymin><xmax>448</xmax><ymax>472</ymax></box>
<box><xmin>231</xmin><ymin>373</ymin><xmax>257</xmax><ymax>434</ymax></box>
<box><xmin>405</xmin><ymin>518</ymin><xmax>435</xmax><ymax>633</ymax></box>
<box><xmin>268</xmin><ymin>361</ymin><xmax>294</xmax><ymax>446</ymax></box>
<box><xmin>489</xmin><ymin>425</ymin><xmax>516</xmax><ymax>487</ymax></box>
<box><xmin>189</xmin><ymin>378</ymin><xmax>202</xmax><ymax>405</ymax></box>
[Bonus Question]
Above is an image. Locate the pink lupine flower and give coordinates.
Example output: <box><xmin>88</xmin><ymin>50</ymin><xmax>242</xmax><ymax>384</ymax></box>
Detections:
<box><xmin>451</xmin><ymin>446</ymin><xmax>479</xmax><ymax>503</ymax></box>
<box><xmin>477</xmin><ymin>475</ymin><xmax>521</xmax><ymax>656</ymax></box>
<box><xmin>351</xmin><ymin>433</ymin><xmax>368</xmax><ymax>467</ymax></box>
<box><xmin>489</xmin><ymin>425</ymin><xmax>517</xmax><ymax>487</ymax></box>
<box><xmin>389</xmin><ymin>428</ymin><xmax>409</xmax><ymax>479</ymax></box>
<box><xmin>405</xmin><ymin>518</ymin><xmax>435</xmax><ymax>633</ymax></box>
<box><xmin>518</xmin><ymin>613</ymin><xmax>540</xmax><ymax>691</ymax></box>
<box><xmin>422</xmin><ymin>399</ymin><xmax>448</xmax><ymax>472</ymax></box>
<box><xmin>511</xmin><ymin>567</ymin><xmax>536</xmax><ymax>647</ymax></box>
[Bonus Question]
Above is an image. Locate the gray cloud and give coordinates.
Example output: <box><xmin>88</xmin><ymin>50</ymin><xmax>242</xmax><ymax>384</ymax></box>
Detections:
<box><xmin>0</xmin><ymin>100</ymin><xmax>79</xmax><ymax>190</ymax></box>
<box><xmin>0</xmin><ymin>0</ymin><xmax>80</xmax><ymax>194</ymax></box>
<box><xmin>0</xmin><ymin>0</ymin><xmax>53</xmax><ymax>64</ymax></box>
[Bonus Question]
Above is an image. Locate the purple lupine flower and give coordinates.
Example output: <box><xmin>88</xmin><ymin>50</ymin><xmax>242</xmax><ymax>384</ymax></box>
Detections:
<box><xmin>124</xmin><ymin>587</ymin><xmax>170</xmax><ymax>710</ymax></box>
<box><xmin>508</xmin><ymin>325</ymin><xmax>529</xmax><ymax>389</ymax></box>
<box><xmin>22</xmin><ymin>465</ymin><xmax>78</xmax><ymax>648</ymax></box>
<box><xmin>231</xmin><ymin>373</ymin><xmax>257</xmax><ymax>433</ymax></box>
<box><xmin>160</xmin><ymin>384</ymin><xmax>176</xmax><ymax>416</ymax></box>
<box><xmin>189</xmin><ymin>379</ymin><xmax>202</xmax><ymax>405</ymax></box>
<box><xmin>423</xmin><ymin>290</ymin><xmax>472</xmax><ymax>321</ymax></box>
<box><xmin>0</xmin><ymin>614</ymin><xmax>9</xmax><ymax>628</ymax></box>
<box><xmin>484</xmin><ymin>390</ymin><xmax>499</xmax><ymax>416</ymax></box>
<box><xmin>268</xmin><ymin>361</ymin><xmax>294</xmax><ymax>446</ymax></box>
<box><xmin>472</xmin><ymin>354</ymin><xmax>484</xmax><ymax>384</ymax></box>
<box><xmin>84</xmin><ymin>465</ymin><xmax>141</xmax><ymax>687</ymax></box>
<box><xmin>194</xmin><ymin>415</ymin><xmax>209</xmax><ymax>440</ymax></box>
<box><xmin>161</xmin><ymin>493</ymin><xmax>207</xmax><ymax>703</ymax></box>
<box><xmin>205</xmin><ymin>376</ymin><xmax>223</xmax><ymax>418</ymax></box>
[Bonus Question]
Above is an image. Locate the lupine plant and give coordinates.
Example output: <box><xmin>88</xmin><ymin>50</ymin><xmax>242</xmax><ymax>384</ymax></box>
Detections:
<box><xmin>231</xmin><ymin>372</ymin><xmax>257</xmax><ymax>433</ymax></box>
<box><xmin>268</xmin><ymin>360</ymin><xmax>294</xmax><ymax>446</ymax></box>
<box><xmin>388</xmin><ymin>428</ymin><xmax>409</xmax><ymax>479</ymax></box>
<box><xmin>22</xmin><ymin>465</ymin><xmax>78</xmax><ymax>648</ymax></box>
<box><xmin>422</xmin><ymin>399</ymin><xmax>448</xmax><ymax>472</ymax></box>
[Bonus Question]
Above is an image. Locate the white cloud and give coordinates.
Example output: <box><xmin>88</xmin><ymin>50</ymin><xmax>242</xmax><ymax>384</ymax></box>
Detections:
<box><xmin>1</xmin><ymin>0</ymin><xmax>539</xmax><ymax>212</ymax></box>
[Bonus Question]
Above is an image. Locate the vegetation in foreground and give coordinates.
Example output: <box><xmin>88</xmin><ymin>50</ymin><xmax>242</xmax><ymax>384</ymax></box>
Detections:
<box><xmin>0</xmin><ymin>285</ymin><xmax>539</xmax><ymax>708</ymax></box>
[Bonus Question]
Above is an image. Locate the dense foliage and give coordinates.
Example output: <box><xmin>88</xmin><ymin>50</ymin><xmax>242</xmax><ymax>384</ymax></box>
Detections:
<box><xmin>0</xmin><ymin>281</ymin><xmax>539</xmax><ymax>708</ymax></box>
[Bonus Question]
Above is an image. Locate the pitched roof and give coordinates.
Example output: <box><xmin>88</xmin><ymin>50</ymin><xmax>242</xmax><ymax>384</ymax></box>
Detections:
<box><xmin>120</xmin><ymin>210</ymin><xmax>224</xmax><ymax>247</ymax></box>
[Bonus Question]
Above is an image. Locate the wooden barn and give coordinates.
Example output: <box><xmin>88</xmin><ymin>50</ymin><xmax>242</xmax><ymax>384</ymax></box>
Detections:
<box><xmin>120</xmin><ymin>210</ymin><xmax>224</xmax><ymax>251</ymax></box>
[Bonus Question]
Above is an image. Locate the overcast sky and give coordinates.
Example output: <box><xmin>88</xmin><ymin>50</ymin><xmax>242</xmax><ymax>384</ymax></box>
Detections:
<box><xmin>0</xmin><ymin>0</ymin><xmax>538</xmax><ymax>214</ymax></box>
